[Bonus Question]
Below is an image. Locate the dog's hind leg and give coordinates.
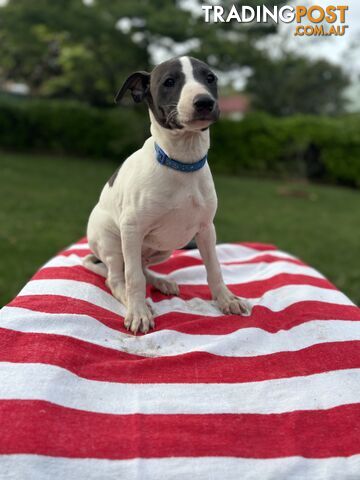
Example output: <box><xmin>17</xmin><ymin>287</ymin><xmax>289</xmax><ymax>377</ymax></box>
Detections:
<box><xmin>144</xmin><ymin>269</ymin><xmax>179</xmax><ymax>296</ymax></box>
<box><xmin>83</xmin><ymin>254</ymin><xmax>108</xmax><ymax>277</ymax></box>
<box><xmin>87</xmin><ymin>207</ymin><xmax>127</xmax><ymax>306</ymax></box>
<box><xmin>90</xmin><ymin>238</ymin><xmax>127</xmax><ymax>306</ymax></box>
<box><xmin>142</xmin><ymin>250</ymin><xmax>179</xmax><ymax>296</ymax></box>
<box><xmin>83</xmin><ymin>248</ymin><xmax>127</xmax><ymax>305</ymax></box>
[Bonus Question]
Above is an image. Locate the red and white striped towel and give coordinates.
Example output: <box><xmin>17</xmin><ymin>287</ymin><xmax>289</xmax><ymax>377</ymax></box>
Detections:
<box><xmin>1</xmin><ymin>239</ymin><xmax>360</xmax><ymax>479</ymax></box>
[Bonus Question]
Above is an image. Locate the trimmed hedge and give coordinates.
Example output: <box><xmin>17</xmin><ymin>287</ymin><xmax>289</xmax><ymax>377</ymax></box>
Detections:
<box><xmin>0</xmin><ymin>97</ymin><xmax>359</xmax><ymax>187</ymax></box>
<box><xmin>0</xmin><ymin>97</ymin><xmax>149</xmax><ymax>161</ymax></box>
<box><xmin>211</xmin><ymin>113</ymin><xmax>360</xmax><ymax>187</ymax></box>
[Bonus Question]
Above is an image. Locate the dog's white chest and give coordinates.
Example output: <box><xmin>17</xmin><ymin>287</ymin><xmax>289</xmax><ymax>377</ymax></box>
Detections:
<box><xmin>143</xmin><ymin>188</ymin><xmax>216</xmax><ymax>250</ymax></box>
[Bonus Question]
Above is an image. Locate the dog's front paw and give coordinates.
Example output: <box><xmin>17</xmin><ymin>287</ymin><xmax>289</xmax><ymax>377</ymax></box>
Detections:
<box><xmin>124</xmin><ymin>302</ymin><xmax>155</xmax><ymax>334</ymax></box>
<box><xmin>216</xmin><ymin>289</ymin><xmax>251</xmax><ymax>316</ymax></box>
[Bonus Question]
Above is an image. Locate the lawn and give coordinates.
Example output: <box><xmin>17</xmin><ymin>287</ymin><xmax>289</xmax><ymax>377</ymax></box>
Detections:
<box><xmin>0</xmin><ymin>152</ymin><xmax>359</xmax><ymax>306</ymax></box>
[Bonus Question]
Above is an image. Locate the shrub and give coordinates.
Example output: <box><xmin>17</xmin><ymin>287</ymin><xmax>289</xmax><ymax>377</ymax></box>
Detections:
<box><xmin>0</xmin><ymin>96</ymin><xmax>149</xmax><ymax>161</ymax></box>
<box><xmin>0</xmin><ymin>96</ymin><xmax>359</xmax><ymax>187</ymax></box>
<box><xmin>211</xmin><ymin>113</ymin><xmax>360</xmax><ymax>187</ymax></box>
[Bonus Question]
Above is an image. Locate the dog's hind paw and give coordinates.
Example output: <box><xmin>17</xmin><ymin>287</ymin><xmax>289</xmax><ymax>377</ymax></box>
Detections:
<box><xmin>146</xmin><ymin>271</ymin><xmax>179</xmax><ymax>296</ymax></box>
<box><xmin>216</xmin><ymin>289</ymin><xmax>251</xmax><ymax>316</ymax></box>
<box><xmin>124</xmin><ymin>302</ymin><xmax>155</xmax><ymax>334</ymax></box>
<box><xmin>153</xmin><ymin>277</ymin><xmax>179</xmax><ymax>296</ymax></box>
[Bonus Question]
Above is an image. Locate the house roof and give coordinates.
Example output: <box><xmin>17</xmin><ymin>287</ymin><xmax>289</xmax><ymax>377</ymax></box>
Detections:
<box><xmin>218</xmin><ymin>95</ymin><xmax>249</xmax><ymax>113</ymax></box>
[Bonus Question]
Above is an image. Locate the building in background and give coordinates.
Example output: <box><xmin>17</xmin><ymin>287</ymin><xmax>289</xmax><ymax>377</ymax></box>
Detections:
<box><xmin>218</xmin><ymin>94</ymin><xmax>249</xmax><ymax>120</ymax></box>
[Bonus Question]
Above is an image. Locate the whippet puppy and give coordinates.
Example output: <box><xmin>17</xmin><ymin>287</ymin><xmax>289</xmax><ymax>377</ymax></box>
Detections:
<box><xmin>84</xmin><ymin>56</ymin><xmax>251</xmax><ymax>334</ymax></box>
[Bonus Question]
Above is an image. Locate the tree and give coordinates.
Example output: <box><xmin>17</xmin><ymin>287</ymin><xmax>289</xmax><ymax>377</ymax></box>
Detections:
<box><xmin>0</xmin><ymin>0</ymin><xmax>287</xmax><ymax>105</ymax></box>
<box><xmin>0</xmin><ymin>0</ymin><xmax>149</xmax><ymax>105</ymax></box>
<box><xmin>246</xmin><ymin>53</ymin><xmax>349</xmax><ymax>116</ymax></box>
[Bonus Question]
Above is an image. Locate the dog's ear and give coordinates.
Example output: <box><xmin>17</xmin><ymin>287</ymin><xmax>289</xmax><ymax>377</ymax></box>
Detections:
<box><xmin>114</xmin><ymin>71</ymin><xmax>150</xmax><ymax>104</ymax></box>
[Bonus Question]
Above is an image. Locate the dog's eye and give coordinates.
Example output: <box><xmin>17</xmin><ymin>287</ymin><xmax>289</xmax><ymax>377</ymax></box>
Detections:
<box><xmin>207</xmin><ymin>73</ymin><xmax>216</xmax><ymax>84</ymax></box>
<box><xmin>163</xmin><ymin>78</ymin><xmax>175</xmax><ymax>87</ymax></box>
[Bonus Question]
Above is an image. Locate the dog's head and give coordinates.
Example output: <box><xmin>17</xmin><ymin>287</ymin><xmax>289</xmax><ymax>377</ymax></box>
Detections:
<box><xmin>115</xmin><ymin>56</ymin><xmax>219</xmax><ymax>131</ymax></box>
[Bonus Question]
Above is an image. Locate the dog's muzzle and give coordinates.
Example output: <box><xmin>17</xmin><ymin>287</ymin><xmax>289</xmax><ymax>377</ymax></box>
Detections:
<box><xmin>194</xmin><ymin>94</ymin><xmax>215</xmax><ymax>114</ymax></box>
<box><xmin>192</xmin><ymin>94</ymin><xmax>219</xmax><ymax>123</ymax></box>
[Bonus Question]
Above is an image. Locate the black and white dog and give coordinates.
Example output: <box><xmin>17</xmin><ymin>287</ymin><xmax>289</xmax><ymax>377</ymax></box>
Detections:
<box><xmin>84</xmin><ymin>56</ymin><xmax>251</xmax><ymax>334</ymax></box>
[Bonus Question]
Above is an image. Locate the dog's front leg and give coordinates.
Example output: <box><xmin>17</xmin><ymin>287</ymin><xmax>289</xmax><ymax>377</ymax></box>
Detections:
<box><xmin>121</xmin><ymin>222</ymin><xmax>154</xmax><ymax>334</ymax></box>
<box><xmin>195</xmin><ymin>223</ymin><xmax>251</xmax><ymax>316</ymax></box>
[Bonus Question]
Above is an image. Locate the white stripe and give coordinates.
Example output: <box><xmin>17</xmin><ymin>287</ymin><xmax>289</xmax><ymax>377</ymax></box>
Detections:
<box><xmin>186</xmin><ymin>243</ymin><xmax>299</xmax><ymax>262</ymax></box>
<box><xmin>64</xmin><ymin>243</ymin><xmax>90</xmax><ymax>251</ymax></box>
<box><xmin>44</xmin><ymin>252</ymin><xmax>302</xmax><ymax>271</ymax></box>
<box><xmin>18</xmin><ymin>279</ymin><xmax>126</xmax><ymax>315</ymax></box>
<box><xmin>66</xmin><ymin>241</ymin><xmax>297</xmax><ymax>261</ymax></box>
<box><xmin>44</xmin><ymin>253</ymin><xmax>305</xmax><ymax>280</ymax></box>
<box><xmin>168</xmin><ymin>261</ymin><xmax>324</xmax><ymax>284</ymax></box>
<box><xmin>1</xmin><ymin>454</ymin><xmax>359</xmax><ymax>480</ymax></box>
<box><xmin>42</xmin><ymin>254</ymin><xmax>85</xmax><ymax>268</ymax></box>
<box><xmin>42</xmin><ymin>256</ymin><xmax>324</xmax><ymax>288</ymax></box>
<box><xmin>2</xmin><ymin>307</ymin><xmax>360</xmax><ymax>358</ymax></box>
<box><xmin>180</xmin><ymin>55</ymin><xmax>195</xmax><ymax>82</ymax></box>
<box><xmin>254</xmin><ymin>284</ymin><xmax>353</xmax><ymax>310</ymax></box>
<box><xmin>51</xmin><ymin>243</ymin><xmax>300</xmax><ymax>266</ymax></box>
<box><xmin>153</xmin><ymin>285</ymin><xmax>352</xmax><ymax>316</ymax></box>
<box><xmin>67</xmin><ymin>241</ymin><xmax>299</xmax><ymax>259</ymax></box>
<box><xmin>0</xmin><ymin>362</ymin><xmax>359</xmax><ymax>415</ymax></box>
<box><xmin>16</xmin><ymin>280</ymin><xmax>353</xmax><ymax>319</ymax></box>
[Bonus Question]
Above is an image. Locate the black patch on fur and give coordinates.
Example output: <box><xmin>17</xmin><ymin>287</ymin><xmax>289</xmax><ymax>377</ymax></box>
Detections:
<box><xmin>190</xmin><ymin>57</ymin><xmax>220</xmax><ymax>122</ymax></box>
<box><xmin>114</xmin><ymin>56</ymin><xmax>219</xmax><ymax>129</ymax></box>
<box><xmin>147</xmin><ymin>58</ymin><xmax>185</xmax><ymax>130</ymax></box>
<box><xmin>108</xmin><ymin>166</ymin><xmax>120</xmax><ymax>187</ymax></box>
<box><xmin>181</xmin><ymin>238</ymin><xmax>197</xmax><ymax>250</ymax></box>
<box><xmin>190</xmin><ymin>57</ymin><xmax>218</xmax><ymax>99</ymax></box>
<box><xmin>114</xmin><ymin>71</ymin><xmax>150</xmax><ymax>104</ymax></box>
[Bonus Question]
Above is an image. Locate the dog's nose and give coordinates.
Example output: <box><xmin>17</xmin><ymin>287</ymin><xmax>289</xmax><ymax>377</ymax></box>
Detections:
<box><xmin>193</xmin><ymin>95</ymin><xmax>215</xmax><ymax>113</ymax></box>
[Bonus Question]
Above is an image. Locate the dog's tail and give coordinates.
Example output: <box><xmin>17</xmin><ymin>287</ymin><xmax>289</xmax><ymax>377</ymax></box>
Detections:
<box><xmin>82</xmin><ymin>254</ymin><xmax>108</xmax><ymax>278</ymax></box>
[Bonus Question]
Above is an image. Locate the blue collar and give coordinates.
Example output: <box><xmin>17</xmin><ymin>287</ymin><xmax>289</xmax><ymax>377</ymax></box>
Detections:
<box><xmin>154</xmin><ymin>143</ymin><xmax>207</xmax><ymax>172</ymax></box>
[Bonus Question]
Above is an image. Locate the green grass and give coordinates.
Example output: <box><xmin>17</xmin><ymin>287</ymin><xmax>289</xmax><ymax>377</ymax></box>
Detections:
<box><xmin>0</xmin><ymin>152</ymin><xmax>359</xmax><ymax>306</ymax></box>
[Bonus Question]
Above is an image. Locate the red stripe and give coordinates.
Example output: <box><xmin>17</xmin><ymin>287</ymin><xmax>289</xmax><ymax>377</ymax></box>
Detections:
<box><xmin>57</xmin><ymin>250</ymin><xmax>303</xmax><ymax>274</ymax></box>
<box><xmin>151</xmin><ymin>254</ymin><xmax>304</xmax><ymax>274</ymax></box>
<box><xmin>75</xmin><ymin>237</ymin><xmax>88</xmax><ymax>244</ymax></box>
<box><xmin>0</xmin><ymin>400</ymin><xmax>358</xmax><ymax>458</ymax></box>
<box><xmin>33</xmin><ymin>265</ymin><xmax>336</xmax><ymax>300</ymax></box>
<box><xmin>9</xmin><ymin>295</ymin><xmax>124</xmax><ymax>331</ymax></box>
<box><xmin>150</xmin><ymin>274</ymin><xmax>336</xmax><ymax>301</ymax></box>
<box><xmin>222</xmin><ymin>254</ymin><xmax>304</xmax><ymax>266</ymax></box>
<box><xmin>155</xmin><ymin>303</ymin><xmax>360</xmax><ymax>335</ymax></box>
<box><xmin>65</xmin><ymin>241</ymin><xmax>279</xmax><ymax>254</ymax></box>
<box><xmin>9</xmin><ymin>294</ymin><xmax>360</xmax><ymax>336</ymax></box>
<box><xmin>1</xmin><ymin>328</ymin><xmax>359</xmax><ymax>384</ymax></box>
<box><xmin>235</xmin><ymin>241</ymin><xmax>277</xmax><ymax>251</ymax></box>
<box><xmin>59</xmin><ymin>249</ymin><xmax>91</xmax><ymax>257</ymax></box>
<box><xmin>56</xmin><ymin>249</ymin><xmax>203</xmax><ymax>270</ymax></box>
<box><xmin>150</xmin><ymin>255</ymin><xmax>203</xmax><ymax>273</ymax></box>
<box><xmin>33</xmin><ymin>266</ymin><xmax>108</xmax><ymax>292</ymax></box>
